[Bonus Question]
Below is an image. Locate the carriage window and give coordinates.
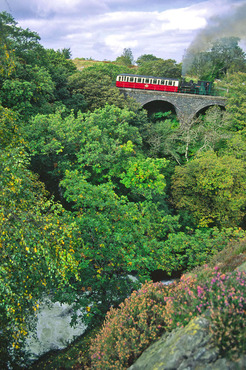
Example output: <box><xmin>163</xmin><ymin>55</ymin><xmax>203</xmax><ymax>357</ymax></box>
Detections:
<box><xmin>145</xmin><ymin>79</ymin><xmax>149</xmax><ymax>83</ymax></box>
<box><xmin>168</xmin><ymin>81</ymin><xmax>173</xmax><ymax>85</ymax></box>
<box><xmin>137</xmin><ymin>78</ymin><xmax>142</xmax><ymax>83</ymax></box>
<box><xmin>160</xmin><ymin>80</ymin><xmax>165</xmax><ymax>85</ymax></box>
<box><xmin>153</xmin><ymin>79</ymin><xmax>157</xmax><ymax>84</ymax></box>
<box><xmin>118</xmin><ymin>76</ymin><xmax>122</xmax><ymax>81</ymax></box>
<box><xmin>130</xmin><ymin>77</ymin><xmax>134</xmax><ymax>82</ymax></box>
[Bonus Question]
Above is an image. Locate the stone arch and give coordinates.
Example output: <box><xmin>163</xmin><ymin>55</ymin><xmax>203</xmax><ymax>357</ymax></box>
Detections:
<box><xmin>142</xmin><ymin>97</ymin><xmax>178</xmax><ymax>116</ymax></box>
<box><xmin>193</xmin><ymin>103</ymin><xmax>226</xmax><ymax>119</ymax></box>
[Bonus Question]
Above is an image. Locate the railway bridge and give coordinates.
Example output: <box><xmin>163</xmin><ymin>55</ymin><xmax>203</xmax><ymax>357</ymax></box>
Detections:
<box><xmin>118</xmin><ymin>88</ymin><xmax>227</xmax><ymax>121</ymax></box>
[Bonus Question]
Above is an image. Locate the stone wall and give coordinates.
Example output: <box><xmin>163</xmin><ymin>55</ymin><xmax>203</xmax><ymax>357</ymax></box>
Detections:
<box><xmin>119</xmin><ymin>88</ymin><xmax>227</xmax><ymax>122</ymax></box>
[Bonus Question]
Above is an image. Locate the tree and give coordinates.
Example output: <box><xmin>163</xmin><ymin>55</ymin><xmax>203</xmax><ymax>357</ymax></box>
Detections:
<box><xmin>218</xmin><ymin>72</ymin><xmax>246</xmax><ymax>131</ymax></box>
<box><xmin>67</xmin><ymin>69</ymin><xmax>137</xmax><ymax>111</ymax></box>
<box><xmin>82</xmin><ymin>62</ymin><xmax>132</xmax><ymax>81</ymax></box>
<box><xmin>185</xmin><ymin>37</ymin><xmax>246</xmax><ymax>80</ymax></box>
<box><xmin>60</xmin><ymin>47</ymin><xmax>72</xmax><ymax>59</ymax></box>
<box><xmin>142</xmin><ymin>107</ymin><xmax>228</xmax><ymax>165</ymax></box>
<box><xmin>136</xmin><ymin>54</ymin><xmax>159</xmax><ymax>66</ymax></box>
<box><xmin>137</xmin><ymin>58</ymin><xmax>181</xmax><ymax>78</ymax></box>
<box><xmin>115</xmin><ymin>48</ymin><xmax>134</xmax><ymax>66</ymax></box>
<box><xmin>60</xmin><ymin>169</ymin><xmax>179</xmax><ymax>326</ymax></box>
<box><xmin>215</xmin><ymin>72</ymin><xmax>246</xmax><ymax>163</ymax></box>
<box><xmin>0</xmin><ymin>66</ymin><xmax>55</xmax><ymax>118</ymax></box>
<box><xmin>171</xmin><ymin>151</ymin><xmax>246</xmax><ymax>228</ymax></box>
<box><xmin>0</xmin><ymin>12</ymin><xmax>81</xmax><ymax>119</ymax></box>
<box><xmin>0</xmin><ymin>12</ymin><xmax>16</xmax><ymax>80</ymax></box>
<box><xmin>0</xmin><ymin>142</ymin><xmax>81</xmax><ymax>366</ymax></box>
<box><xmin>0</xmin><ymin>12</ymin><xmax>46</xmax><ymax>70</ymax></box>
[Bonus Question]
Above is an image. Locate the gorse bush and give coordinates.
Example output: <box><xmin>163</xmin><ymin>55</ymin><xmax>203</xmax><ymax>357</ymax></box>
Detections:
<box><xmin>90</xmin><ymin>269</ymin><xmax>246</xmax><ymax>369</ymax></box>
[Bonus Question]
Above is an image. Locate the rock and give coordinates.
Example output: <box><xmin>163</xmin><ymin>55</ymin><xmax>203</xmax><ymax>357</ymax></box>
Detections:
<box><xmin>128</xmin><ymin>316</ymin><xmax>245</xmax><ymax>370</ymax></box>
<box><xmin>237</xmin><ymin>261</ymin><xmax>246</xmax><ymax>273</ymax></box>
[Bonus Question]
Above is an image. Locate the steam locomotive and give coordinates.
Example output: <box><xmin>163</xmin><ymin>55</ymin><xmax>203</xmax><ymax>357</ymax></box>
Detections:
<box><xmin>116</xmin><ymin>74</ymin><xmax>213</xmax><ymax>95</ymax></box>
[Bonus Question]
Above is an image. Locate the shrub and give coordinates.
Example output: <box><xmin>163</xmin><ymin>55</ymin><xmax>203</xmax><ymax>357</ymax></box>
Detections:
<box><xmin>208</xmin><ymin>270</ymin><xmax>246</xmax><ymax>357</ymax></box>
<box><xmin>162</xmin><ymin>269</ymin><xmax>246</xmax><ymax>358</ymax></box>
<box><xmin>90</xmin><ymin>269</ymin><xmax>246</xmax><ymax>368</ymax></box>
<box><xmin>89</xmin><ymin>281</ymin><xmax>171</xmax><ymax>369</ymax></box>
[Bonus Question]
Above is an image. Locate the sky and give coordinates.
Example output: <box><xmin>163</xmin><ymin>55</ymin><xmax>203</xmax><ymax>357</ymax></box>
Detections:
<box><xmin>1</xmin><ymin>0</ymin><xmax>246</xmax><ymax>63</ymax></box>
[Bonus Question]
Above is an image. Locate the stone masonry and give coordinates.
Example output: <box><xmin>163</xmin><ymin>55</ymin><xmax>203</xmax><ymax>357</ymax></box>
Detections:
<box><xmin>119</xmin><ymin>88</ymin><xmax>227</xmax><ymax>122</ymax></box>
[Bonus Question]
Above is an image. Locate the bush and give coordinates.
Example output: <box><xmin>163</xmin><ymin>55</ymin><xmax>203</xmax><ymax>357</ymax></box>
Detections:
<box><xmin>90</xmin><ymin>270</ymin><xmax>246</xmax><ymax>368</ymax></box>
<box><xmin>89</xmin><ymin>281</ymin><xmax>171</xmax><ymax>369</ymax></box>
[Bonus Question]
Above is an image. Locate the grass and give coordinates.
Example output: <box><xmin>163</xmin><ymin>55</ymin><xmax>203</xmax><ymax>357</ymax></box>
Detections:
<box><xmin>72</xmin><ymin>58</ymin><xmax>112</xmax><ymax>71</ymax></box>
<box><xmin>72</xmin><ymin>58</ymin><xmax>138</xmax><ymax>72</ymax></box>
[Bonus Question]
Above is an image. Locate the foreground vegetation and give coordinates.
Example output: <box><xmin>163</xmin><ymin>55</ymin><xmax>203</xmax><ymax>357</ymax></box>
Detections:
<box><xmin>0</xmin><ymin>11</ymin><xmax>246</xmax><ymax>368</ymax></box>
<box><xmin>29</xmin><ymin>238</ymin><xmax>246</xmax><ymax>369</ymax></box>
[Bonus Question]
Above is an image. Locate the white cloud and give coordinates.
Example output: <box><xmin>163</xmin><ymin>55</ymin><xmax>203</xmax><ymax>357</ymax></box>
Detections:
<box><xmin>2</xmin><ymin>0</ymin><xmax>246</xmax><ymax>62</ymax></box>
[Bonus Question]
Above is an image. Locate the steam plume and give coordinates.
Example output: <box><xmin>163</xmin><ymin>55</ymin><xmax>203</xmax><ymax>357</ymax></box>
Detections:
<box><xmin>182</xmin><ymin>1</ymin><xmax>246</xmax><ymax>75</ymax></box>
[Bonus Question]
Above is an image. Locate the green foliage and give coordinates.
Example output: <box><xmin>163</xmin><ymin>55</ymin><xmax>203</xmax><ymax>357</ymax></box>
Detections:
<box><xmin>115</xmin><ymin>48</ymin><xmax>134</xmax><ymax>66</ymax></box>
<box><xmin>0</xmin><ymin>66</ymin><xmax>55</xmax><ymax>118</ymax></box>
<box><xmin>67</xmin><ymin>69</ymin><xmax>135</xmax><ymax>111</ymax></box>
<box><xmin>90</xmin><ymin>281</ymin><xmax>170</xmax><ymax>369</ymax></box>
<box><xmin>0</xmin><ymin>146</ymin><xmax>82</xmax><ymax>365</ymax></box>
<box><xmin>46</xmin><ymin>48</ymin><xmax>76</xmax><ymax>73</ymax></box>
<box><xmin>136</xmin><ymin>54</ymin><xmax>159</xmax><ymax>66</ymax></box>
<box><xmin>22</xmin><ymin>108</ymin><xmax>83</xmax><ymax>182</ymax></box>
<box><xmin>0</xmin><ymin>11</ymin><xmax>45</xmax><ymax>70</ymax></box>
<box><xmin>84</xmin><ymin>62</ymin><xmax>132</xmax><ymax>81</ymax></box>
<box><xmin>0</xmin><ymin>13</ymin><xmax>16</xmax><ymax>79</ymax></box>
<box><xmin>137</xmin><ymin>58</ymin><xmax>181</xmax><ymax>78</ymax></box>
<box><xmin>161</xmin><ymin>227</ymin><xmax>246</xmax><ymax>274</ymax></box>
<box><xmin>142</xmin><ymin>107</ymin><xmax>228</xmax><ymax>165</ymax></box>
<box><xmin>0</xmin><ymin>12</ymin><xmax>82</xmax><ymax>119</ymax></box>
<box><xmin>1</xmin><ymin>12</ymin><xmax>246</xmax><ymax>367</ymax></box>
<box><xmin>0</xmin><ymin>108</ymin><xmax>81</xmax><ymax>364</ymax></box>
<box><xmin>23</xmin><ymin>105</ymin><xmax>148</xmax><ymax>194</ymax></box>
<box><xmin>172</xmin><ymin>151</ymin><xmax>246</xmax><ymax>227</ymax></box>
<box><xmin>0</xmin><ymin>105</ymin><xmax>22</xmax><ymax>149</ymax></box>
<box><xmin>185</xmin><ymin>37</ymin><xmax>246</xmax><ymax>80</ymax></box>
<box><xmin>119</xmin><ymin>156</ymin><xmax>167</xmax><ymax>200</ymax></box>
<box><xmin>60</xmin><ymin>170</ymin><xmax>180</xmax><ymax>324</ymax></box>
<box><xmin>221</xmin><ymin>72</ymin><xmax>246</xmax><ymax>131</ymax></box>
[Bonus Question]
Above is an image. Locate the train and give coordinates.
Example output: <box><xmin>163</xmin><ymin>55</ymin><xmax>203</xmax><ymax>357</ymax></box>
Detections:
<box><xmin>116</xmin><ymin>74</ymin><xmax>213</xmax><ymax>95</ymax></box>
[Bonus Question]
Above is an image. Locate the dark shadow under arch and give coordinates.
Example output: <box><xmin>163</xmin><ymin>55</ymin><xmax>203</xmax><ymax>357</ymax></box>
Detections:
<box><xmin>143</xmin><ymin>100</ymin><xmax>177</xmax><ymax>116</ymax></box>
<box><xmin>195</xmin><ymin>104</ymin><xmax>226</xmax><ymax>118</ymax></box>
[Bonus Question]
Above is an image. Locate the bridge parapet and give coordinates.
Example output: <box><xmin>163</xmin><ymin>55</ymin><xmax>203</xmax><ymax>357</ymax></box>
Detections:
<box><xmin>119</xmin><ymin>88</ymin><xmax>227</xmax><ymax>121</ymax></box>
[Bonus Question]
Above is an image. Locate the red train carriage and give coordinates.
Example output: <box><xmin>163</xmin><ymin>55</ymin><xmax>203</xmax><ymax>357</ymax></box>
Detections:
<box><xmin>116</xmin><ymin>73</ymin><xmax>179</xmax><ymax>93</ymax></box>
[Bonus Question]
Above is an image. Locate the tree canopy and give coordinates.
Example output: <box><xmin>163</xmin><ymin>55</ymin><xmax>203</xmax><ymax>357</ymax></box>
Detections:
<box><xmin>184</xmin><ymin>37</ymin><xmax>246</xmax><ymax>80</ymax></box>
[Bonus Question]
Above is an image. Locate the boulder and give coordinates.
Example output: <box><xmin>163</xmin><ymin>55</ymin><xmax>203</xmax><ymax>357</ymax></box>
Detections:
<box><xmin>128</xmin><ymin>316</ymin><xmax>246</xmax><ymax>370</ymax></box>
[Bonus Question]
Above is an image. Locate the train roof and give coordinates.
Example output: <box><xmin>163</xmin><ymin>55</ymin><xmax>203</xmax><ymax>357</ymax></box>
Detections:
<box><xmin>117</xmin><ymin>73</ymin><xmax>179</xmax><ymax>81</ymax></box>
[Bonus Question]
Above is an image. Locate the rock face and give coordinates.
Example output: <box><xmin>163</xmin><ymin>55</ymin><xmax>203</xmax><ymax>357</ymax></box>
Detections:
<box><xmin>128</xmin><ymin>317</ymin><xmax>246</xmax><ymax>370</ymax></box>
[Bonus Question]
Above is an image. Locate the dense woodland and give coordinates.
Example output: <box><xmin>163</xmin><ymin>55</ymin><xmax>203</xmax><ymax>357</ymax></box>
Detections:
<box><xmin>1</xmin><ymin>11</ymin><xmax>246</xmax><ymax>368</ymax></box>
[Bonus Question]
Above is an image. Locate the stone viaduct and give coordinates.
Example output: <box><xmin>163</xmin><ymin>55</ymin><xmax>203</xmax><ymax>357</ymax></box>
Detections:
<box><xmin>118</xmin><ymin>88</ymin><xmax>227</xmax><ymax>121</ymax></box>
